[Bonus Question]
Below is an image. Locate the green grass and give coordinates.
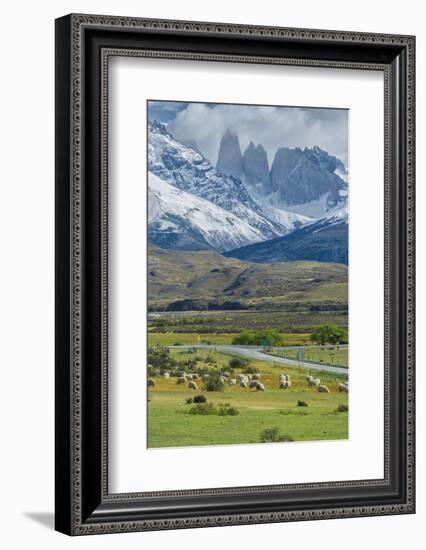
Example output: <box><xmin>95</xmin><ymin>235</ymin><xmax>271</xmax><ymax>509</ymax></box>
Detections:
<box><xmin>268</xmin><ymin>346</ymin><xmax>349</xmax><ymax>368</ymax></box>
<box><xmin>147</xmin><ymin>349</ymin><xmax>348</xmax><ymax>448</ymax></box>
<box><xmin>147</xmin><ymin>332</ymin><xmax>313</xmax><ymax>347</ymax></box>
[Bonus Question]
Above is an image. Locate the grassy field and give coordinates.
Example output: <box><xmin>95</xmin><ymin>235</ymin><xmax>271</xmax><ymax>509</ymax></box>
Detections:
<box><xmin>268</xmin><ymin>346</ymin><xmax>349</xmax><ymax>368</ymax></box>
<box><xmin>147</xmin><ymin>348</ymin><xmax>348</xmax><ymax>448</ymax></box>
<box><xmin>147</xmin><ymin>332</ymin><xmax>313</xmax><ymax>347</ymax></box>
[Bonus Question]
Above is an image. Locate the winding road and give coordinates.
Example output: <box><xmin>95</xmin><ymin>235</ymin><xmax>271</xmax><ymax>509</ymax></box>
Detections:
<box><xmin>170</xmin><ymin>344</ymin><xmax>348</xmax><ymax>375</ymax></box>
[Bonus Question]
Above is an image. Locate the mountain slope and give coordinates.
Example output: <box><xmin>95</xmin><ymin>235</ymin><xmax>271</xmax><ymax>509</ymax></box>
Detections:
<box><xmin>148</xmin><ymin>173</ymin><xmax>265</xmax><ymax>252</ymax></box>
<box><xmin>226</xmin><ymin>204</ymin><xmax>348</xmax><ymax>265</ymax></box>
<box><xmin>148</xmin><ymin>245</ymin><xmax>348</xmax><ymax>311</ymax></box>
<box><xmin>148</xmin><ymin>121</ymin><xmax>304</xmax><ymax>240</ymax></box>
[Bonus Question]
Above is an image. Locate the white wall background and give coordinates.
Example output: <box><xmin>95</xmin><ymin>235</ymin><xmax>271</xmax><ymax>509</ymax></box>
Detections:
<box><xmin>0</xmin><ymin>0</ymin><xmax>423</xmax><ymax>548</ymax></box>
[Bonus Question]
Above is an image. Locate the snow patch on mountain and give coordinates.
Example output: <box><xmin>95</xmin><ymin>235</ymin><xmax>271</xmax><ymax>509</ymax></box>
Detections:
<box><xmin>148</xmin><ymin>172</ymin><xmax>265</xmax><ymax>252</ymax></box>
<box><xmin>148</xmin><ymin>121</ymin><xmax>300</xmax><ymax>239</ymax></box>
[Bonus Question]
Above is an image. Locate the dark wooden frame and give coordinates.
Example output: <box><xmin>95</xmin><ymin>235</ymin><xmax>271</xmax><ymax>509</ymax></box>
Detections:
<box><xmin>55</xmin><ymin>13</ymin><xmax>415</xmax><ymax>535</ymax></box>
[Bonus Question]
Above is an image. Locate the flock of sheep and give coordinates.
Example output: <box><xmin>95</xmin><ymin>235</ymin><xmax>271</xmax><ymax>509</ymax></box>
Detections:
<box><xmin>147</xmin><ymin>370</ymin><xmax>349</xmax><ymax>394</ymax></box>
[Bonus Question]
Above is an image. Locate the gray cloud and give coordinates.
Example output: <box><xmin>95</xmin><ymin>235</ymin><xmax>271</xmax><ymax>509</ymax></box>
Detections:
<box><xmin>165</xmin><ymin>102</ymin><xmax>348</xmax><ymax>167</ymax></box>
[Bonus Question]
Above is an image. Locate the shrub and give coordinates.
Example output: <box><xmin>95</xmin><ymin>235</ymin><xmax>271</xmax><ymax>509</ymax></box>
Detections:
<box><xmin>185</xmin><ymin>397</ymin><xmax>193</xmax><ymax>404</ymax></box>
<box><xmin>188</xmin><ymin>403</ymin><xmax>217</xmax><ymax>415</ymax></box>
<box><xmin>218</xmin><ymin>403</ymin><xmax>239</xmax><ymax>416</ymax></box>
<box><xmin>243</xmin><ymin>365</ymin><xmax>257</xmax><ymax>374</ymax></box>
<box><xmin>336</xmin><ymin>404</ymin><xmax>349</xmax><ymax>413</ymax></box>
<box><xmin>228</xmin><ymin>357</ymin><xmax>249</xmax><ymax>369</ymax></box>
<box><xmin>260</xmin><ymin>428</ymin><xmax>295</xmax><ymax>443</ymax></box>
<box><xmin>204</xmin><ymin>373</ymin><xmax>225</xmax><ymax>392</ymax></box>
<box><xmin>173</xmin><ymin>342</ymin><xmax>182</xmax><ymax>346</ymax></box>
<box><xmin>148</xmin><ymin>366</ymin><xmax>159</xmax><ymax>377</ymax></box>
<box><xmin>297</xmin><ymin>400</ymin><xmax>308</xmax><ymax>407</ymax></box>
<box><xmin>193</xmin><ymin>394</ymin><xmax>207</xmax><ymax>404</ymax></box>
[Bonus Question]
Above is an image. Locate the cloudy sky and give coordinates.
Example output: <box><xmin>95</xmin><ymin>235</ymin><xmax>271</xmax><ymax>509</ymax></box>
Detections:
<box><xmin>148</xmin><ymin>100</ymin><xmax>348</xmax><ymax>166</ymax></box>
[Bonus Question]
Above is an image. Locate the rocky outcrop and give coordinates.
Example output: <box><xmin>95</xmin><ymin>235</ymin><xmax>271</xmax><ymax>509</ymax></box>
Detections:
<box><xmin>216</xmin><ymin>130</ymin><xmax>243</xmax><ymax>178</ymax></box>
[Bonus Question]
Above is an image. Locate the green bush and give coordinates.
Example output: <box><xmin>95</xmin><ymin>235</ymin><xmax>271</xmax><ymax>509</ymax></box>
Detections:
<box><xmin>185</xmin><ymin>397</ymin><xmax>193</xmax><ymax>404</ymax></box>
<box><xmin>228</xmin><ymin>357</ymin><xmax>249</xmax><ymax>369</ymax></box>
<box><xmin>336</xmin><ymin>404</ymin><xmax>349</xmax><ymax>413</ymax></box>
<box><xmin>297</xmin><ymin>400</ymin><xmax>308</xmax><ymax>407</ymax></box>
<box><xmin>204</xmin><ymin>373</ymin><xmax>225</xmax><ymax>392</ymax></box>
<box><xmin>188</xmin><ymin>403</ymin><xmax>217</xmax><ymax>415</ymax></box>
<box><xmin>260</xmin><ymin>428</ymin><xmax>295</xmax><ymax>443</ymax></box>
<box><xmin>193</xmin><ymin>394</ymin><xmax>207</xmax><ymax>403</ymax></box>
<box><xmin>218</xmin><ymin>403</ymin><xmax>239</xmax><ymax>416</ymax></box>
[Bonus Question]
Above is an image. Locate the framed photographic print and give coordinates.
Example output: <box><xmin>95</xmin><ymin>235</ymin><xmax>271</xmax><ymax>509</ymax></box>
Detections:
<box><xmin>55</xmin><ymin>14</ymin><xmax>415</xmax><ymax>535</ymax></box>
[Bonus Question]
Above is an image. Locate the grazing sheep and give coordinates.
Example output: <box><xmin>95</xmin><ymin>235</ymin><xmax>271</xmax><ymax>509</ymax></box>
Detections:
<box><xmin>308</xmin><ymin>378</ymin><xmax>320</xmax><ymax>387</ymax></box>
<box><xmin>249</xmin><ymin>380</ymin><xmax>259</xmax><ymax>389</ymax></box>
<box><xmin>176</xmin><ymin>377</ymin><xmax>186</xmax><ymax>385</ymax></box>
<box><xmin>147</xmin><ymin>378</ymin><xmax>155</xmax><ymax>387</ymax></box>
<box><xmin>240</xmin><ymin>380</ymin><xmax>248</xmax><ymax>388</ymax></box>
<box><xmin>219</xmin><ymin>376</ymin><xmax>226</xmax><ymax>384</ymax></box>
<box><xmin>163</xmin><ymin>372</ymin><xmax>170</xmax><ymax>379</ymax></box>
<box><xmin>318</xmin><ymin>385</ymin><xmax>330</xmax><ymax>393</ymax></box>
<box><xmin>229</xmin><ymin>378</ymin><xmax>237</xmax><ymax>386</ymax></box>
<box><xmin>252</xmin><ymin>373</ymin><xmax>261</xmax><ymax>381</ymax></box>
<box><xmin>306</xmin><ymin>375</ymin><xmax>314</xmax><ymax>382</ymax></box>
<box><xmin>338</xmin><ymin>383</ymin><xmax>349</xmax><ymax>392</ymax></box>
<box><xmin>188</xmin><ymin>381</ymin><xmax>198</xmax><ymax>390</ymax></box>
<box><xmin>256</xmin><ymin>382</ymin><xmax>265</xmax><ymax>391</ymax></box>
<box><xmin>279</xmin><ymin>380</ymin><xmax>291</xmax><ymax>389</ymax></box>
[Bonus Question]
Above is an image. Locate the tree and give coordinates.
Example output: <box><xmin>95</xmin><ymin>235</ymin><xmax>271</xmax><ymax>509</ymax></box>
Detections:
<box><xmin>311</xmin><ymin>323</ymin><xmax>348</xmax><ymax>345</ymax></box>
<box><xmin>231</xmin><ymin>329</ymin><xmax>285</xmax><ymax>346</ymax></box>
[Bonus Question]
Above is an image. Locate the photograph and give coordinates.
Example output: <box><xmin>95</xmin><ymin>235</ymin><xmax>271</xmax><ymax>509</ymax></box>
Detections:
<box><xmin>146</xmin><ymin>100</ymin><xmax>350</xmax><ymax>448</ymax></box>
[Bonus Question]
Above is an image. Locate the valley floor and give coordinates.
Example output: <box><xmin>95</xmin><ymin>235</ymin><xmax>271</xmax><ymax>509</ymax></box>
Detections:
<box><xmin>147</xmin><ymin>348</ymin><xmax>349</xmax><ymax>449</ymax></box>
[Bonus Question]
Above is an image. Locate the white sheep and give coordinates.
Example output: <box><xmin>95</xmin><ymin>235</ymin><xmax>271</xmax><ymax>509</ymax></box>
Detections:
<box><xmin>338</xmin><ymin>383</ymin><xmax>349</xmax><ymax>393</ymax></box>
<box><xmin>318</xmin><ymin>385</ymin><xmax>330</xmax><ymax>393</ymax></box>
<box><xmin>229</xmin><ymin>378</ymin><xmax>237</xmax><ymax>386</ymax></box>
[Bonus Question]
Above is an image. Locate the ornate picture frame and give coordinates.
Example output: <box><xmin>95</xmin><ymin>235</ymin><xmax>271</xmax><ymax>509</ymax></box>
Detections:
<box><xmin>55</xmin><ymin>14</ymin><xmax>415</xmax><ymax>535</ymax></box>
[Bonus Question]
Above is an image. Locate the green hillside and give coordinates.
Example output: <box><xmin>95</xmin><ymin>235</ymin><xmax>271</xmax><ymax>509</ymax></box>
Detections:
<box><xmin>148</xmin><ymin>245</ymin><xmax>348</xmax><ymax>311</ymax></box>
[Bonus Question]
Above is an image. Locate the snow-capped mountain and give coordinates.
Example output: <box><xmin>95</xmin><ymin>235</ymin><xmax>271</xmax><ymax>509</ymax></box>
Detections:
<box><xmin>215</xmin><ymin>130</ymin><xmax>348</xmax><ymax>219</ymax></box>
<box><xmin>226</xmin><ymin>202</ymin><xmax>348</xmax><ymax>265</ymax></box>
<box><xmin>147</xmin><ymin>121</ymin><xmax>348</xmax><ymax>261</ymax></box>
<box><xmin>148</xmin><ymin>121</ymin><xmax>306</xmax><ymax>243</ymax></box>
<box><xmin>269</xmin><ymin>145</ymin><xmax>347</xmax><ymax>216</ymax></box>
<box><xmin>148</xmin><ymin>173</ymin><xmax>265</xmax><ymax>252</ymax></box>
